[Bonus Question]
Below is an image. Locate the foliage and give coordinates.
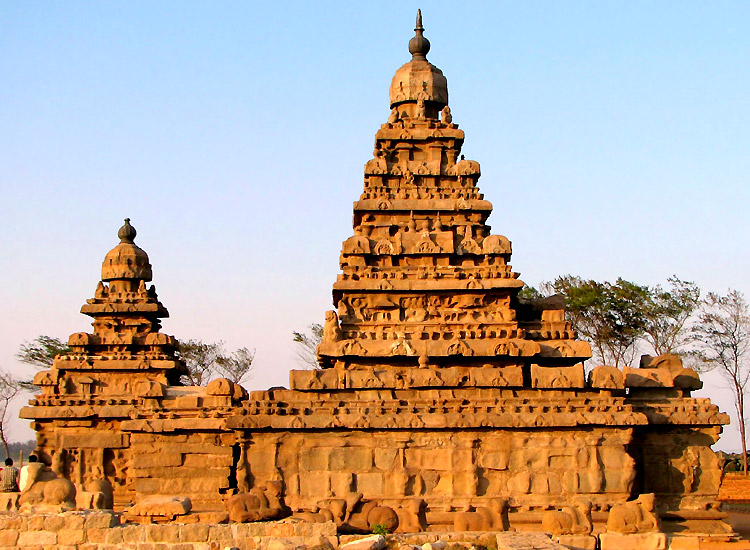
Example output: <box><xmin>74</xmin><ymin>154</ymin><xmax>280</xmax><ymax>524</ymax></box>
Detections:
<box><xmin>643</xmin><ymin>276</ymin><xmax>701</xmax><ymax>357</ymax></box>
<box><xmin>176</xmin><ymin>339</ymin><xmax>224</xmax><ymax>386</ymax></box>
<box><xmin>543</xmin><ymin>275</ymin><xmax>651</xmax><ymax>368</ymax></box>
<box><xmin>7</xmin><ymin>439</ymin><xmax>36</xmax><ymax>459</ymax></box>
<box><xmin>693</xmin><ymin>290</ymin><xmax>750</xmax><ymax>474</ymax></box>
<box><xmin>16</xmin><ymin>336</ymin><xmax>70</xmax><ymax>369</ymax></box>
<box><xmin>0</xmin><ymin>369</ymin><xmax>23</xmax><ymax>458</ymax></box>
<box><xmin>292</xmin><ymin>323</ymin><xmax>323</xmax><ymax>369</ymax></box>
<box><xmin>176</xmin><ymin>339</ymin><xmax>255</xmax><ymax>386</ymax></box>
<box><xmin>540</xmin><ymin>275</ymin><xmax>702</xmax><ymax>369</ymax></box>
<box><xmin>371</xmin><ymin>524</ymin><xmax>389</xmax><ymax>536</ymax></box>
<box><xmin>518</xmin><ymin>285</ymin><xmax>543</xmax><ymax>300</ymax></box>
<box><xmin>216</xmin><ymin>347</ymin><xmax>255</xmax><ymax>385</ymax></box>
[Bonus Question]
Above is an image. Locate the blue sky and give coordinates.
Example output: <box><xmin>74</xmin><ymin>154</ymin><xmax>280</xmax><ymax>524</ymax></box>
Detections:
<box><xmin>1</xmin><ymin>2</ymin><xmax>748</xmax><ymax>448</ymax></box>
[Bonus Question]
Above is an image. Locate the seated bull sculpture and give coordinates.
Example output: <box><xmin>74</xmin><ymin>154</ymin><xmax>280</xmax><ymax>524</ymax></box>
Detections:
<box><xmin>453</xmin><ymin>498</ymin><xmax>508</xmax><ymax>532</ymax></box>
<box><xmin>542</xmin><ymin>500</ymin><xmax>592</xmax><ymax>536</ymax></box>
<box><xmin>606</xmin><ymin>493</ymin><xmax>660</xmax><ymax>534</ymax></box>
<box><xmin>226</xmin><ymin>480</ymin><xmax>287</xmax><ymax>523</ymax></box>
<box><xmin>19</xmin><ymin>462</ymin><xmax>76</xmax><ymax>512</ymax></box>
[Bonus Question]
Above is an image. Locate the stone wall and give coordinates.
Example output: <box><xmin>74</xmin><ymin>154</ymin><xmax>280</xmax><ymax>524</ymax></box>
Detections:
<box><xmin>0</xmin><ymin>511</ymin><xmax>337</xmax><ymax>550</ymax></box>
<box><xmin>244</xmin><ymin>427</ymin><xmax>637</xmax><ymax>519</ymax></box>
<box><xmin>130</xmin><ymin>431</ymin><xmax>236</xmax><ymax>512</ymax></box>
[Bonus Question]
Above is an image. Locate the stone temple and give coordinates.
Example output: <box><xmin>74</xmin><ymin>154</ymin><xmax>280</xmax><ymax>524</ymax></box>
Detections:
<box><xmin>15</xmin><ymin>11</ymin><xmax>734</xmax><ymax>550</ymax></box>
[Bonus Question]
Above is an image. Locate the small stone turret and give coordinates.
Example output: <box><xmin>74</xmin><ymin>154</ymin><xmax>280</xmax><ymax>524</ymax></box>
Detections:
<box><xmin>22</xmin><ymin>219</ymin><xmax>186</xmax><ymax>506</ymax></box>
<box><xmin>101</xmin><ymin>218</ymin><xmax>153</xmax><ymax>283</ymax></box>
<box><xmin>389</xmin><ymin>10</ymin><xmax>448</xmax><ymax>118</ymax></box>
<box><xmin>82</xmin><ymin>218</ymin><xmax>169</xmax><ymax>337</ymax></box>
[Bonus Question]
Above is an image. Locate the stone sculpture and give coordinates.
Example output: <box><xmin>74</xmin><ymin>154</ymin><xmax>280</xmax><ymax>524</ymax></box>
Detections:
<box><xmin>606</xmin><ymin>493</ymin><xmax>660</xmax><ymax>535</ymax></box>
<box><xmin>333</xmin><ymin>493</ymin><xmax>400</xmax><ymax>534</ymax></box>
<box><xmin>18</xmin><ymin>462</ymin><xmax>76</xmax><ymax>512</ymax></box>
<box><xmin>395</xmin><ymin>498</ymin><xmax>426</xmax><ymax>533</ymax></box>
<box><xmin>126</xmin><ymin>495</ymin><xmax>193</xmax><ymax>523</ymax></box>
<box><xmin>454</xmin><ymin>498</ymin><xmax>508</xmax><ymax>531</ymax></box>
<box><xmin>542</xmin><ymin>501</ymin><xmax>592</xmax><ymax>536</ymax></box>
<box><xmin>601</xmin><ymin>494</ymin><xmax>667</xmax><ymax>550</ymax></box>
<box><xmin>226</xmin><ymin>481</ymin><xmax>287</xmax><ymax>523</ymax></box>
<box><xmin>80</xmin><ymin>478</ymin><xmax>114</xmax><ymax>510</ymax></box>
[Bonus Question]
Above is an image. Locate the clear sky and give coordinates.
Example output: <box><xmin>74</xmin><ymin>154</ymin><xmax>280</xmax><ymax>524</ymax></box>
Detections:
<box><xmin>1</xmin><ymin>2</ymin><xmax>749</xmax><ymax>449</ymax></box>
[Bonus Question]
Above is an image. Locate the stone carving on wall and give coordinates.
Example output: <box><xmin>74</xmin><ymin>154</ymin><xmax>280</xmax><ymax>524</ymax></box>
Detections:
<box><xmin>323</xmin><ymin>310</ymin><xmax>343</xmax><ymax>343</ymax></box>
<box><xmin>531</xmin><ymin>364</ymin><xmax>585</xmax><ymax>389</ymax></box>
<box><xmin>588</xmin><ymin>366</ymin><xmax>625</xmax><ymax>390</ymax></box>
<box><xmin>226</xmin><ymin>481</ymin><xmax>287</xmax><ymax>523</ymax></box>
<box><xmin>440</xmin><ymin>105</ymin><xmax>452</xmax><ymax>124</ymax></box>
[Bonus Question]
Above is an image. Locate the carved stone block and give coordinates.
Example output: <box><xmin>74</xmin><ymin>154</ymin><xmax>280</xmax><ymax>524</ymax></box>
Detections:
<box><xmin>552</xmin><ymin>534</ymin><xmax>597</xmax><ymax>550</ymax></box>
<box><xmin>599</xmin><ymin>533</ymin><xmax>667</xmax><ymax>550</ymax></box>
<box><xmin>623</xmin><ymin>367</ymin><xmax>674</xmax><ymax>388</ymax></box>
<box><xmin>531</xmin><ymin>364</ymin><xmax>585</xmax><ymax>389</ymax></box>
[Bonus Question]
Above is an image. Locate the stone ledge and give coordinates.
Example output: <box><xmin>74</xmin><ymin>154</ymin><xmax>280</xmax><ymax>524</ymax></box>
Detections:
<box><xmin>0</xmin><ymin>513</ymin><xmax>340</xmax><ymax>550</ymax></box>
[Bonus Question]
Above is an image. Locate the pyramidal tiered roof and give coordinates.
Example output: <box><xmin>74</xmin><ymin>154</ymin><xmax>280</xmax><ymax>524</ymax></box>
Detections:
<box><xmin>33</xmin><ymin>219</ymin><xmax>185</xmax><ymax>400</ymax></box>
<box><xmin>318</xmin><ymin>12</ymin><xmax>591</xmax><ymax>373</ymax></box>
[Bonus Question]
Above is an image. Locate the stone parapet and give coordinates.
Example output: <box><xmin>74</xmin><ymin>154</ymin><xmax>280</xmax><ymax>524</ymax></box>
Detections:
<box><xmin>0</xmin><ymin>511</ymin><xmax>338</xmax><ymax>550</ymax></box>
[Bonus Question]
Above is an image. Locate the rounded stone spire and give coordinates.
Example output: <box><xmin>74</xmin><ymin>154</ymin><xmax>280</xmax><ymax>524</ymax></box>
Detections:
<box><xmin>118</xmin><ymin>217</ymin><xmax>137</xmax><ymax>243</ymax></box>
<box><xmin>101</xmin><ymin>218</ymin><xmax>153</xmax><ymax>282</ymax></box>
<box><xmin>389</xmin><ymin>10</ymin><xmax>448</xmax><ymax>111</ymax></box>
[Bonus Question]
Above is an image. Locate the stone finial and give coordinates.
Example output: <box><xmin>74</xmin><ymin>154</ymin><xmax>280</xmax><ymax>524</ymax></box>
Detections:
<box><xmin>118</xmin><ymin>218</ymin><xmax>137</xmax><ymax>243</ymax></box>
<box><xmin>409</xmin><ymin>9</ymin><xmax>430</xmax><ymax>59</ymax></box>
<box><xmin>101</xmin><ymin>218</ymin><xmax>153</xmax><ymax>282</ymax></box>
<box><xmin>390</xmin><ymin>10</ymin><xmax>448</xmax><ymax>110</ymax></box>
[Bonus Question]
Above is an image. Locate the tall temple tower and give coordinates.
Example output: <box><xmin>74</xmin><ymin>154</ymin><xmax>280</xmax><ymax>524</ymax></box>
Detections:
<box><xmin>317</xmin><ymin>9</ymin><xmax>591</xmax><ymax>380</ymax></box>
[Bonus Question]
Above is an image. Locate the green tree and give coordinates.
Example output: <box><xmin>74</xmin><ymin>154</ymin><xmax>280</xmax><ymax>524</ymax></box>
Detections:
<box><xmin>176</xmin><ymin>339</ymin><xmax>225</xmax><ymax>386</ymax></box>
<box><xmin>292</xmin><ymin>323</ymin><xmax>323</xmax><ymax>369</ymax></box>
<box><xmin>518</xmin><ymin>285</ymin><xmax>543</xmax><ymax>300</ymax></box>
<box><xmin>544</xmin><ymin>276</ymin><xmax>651</xmax><ymax>368</ymax></box>
<box><xmin>693</xmin><ymin>290</ymin><xmax>750</xmax><ymax>474</ymax></box>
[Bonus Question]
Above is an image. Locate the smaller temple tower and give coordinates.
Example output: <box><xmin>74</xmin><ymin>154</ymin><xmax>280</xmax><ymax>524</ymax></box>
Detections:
<box><xmin>23</xmin><ymin>219</ymin><xmax>186</xmax><ymax>506</ymax></box>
